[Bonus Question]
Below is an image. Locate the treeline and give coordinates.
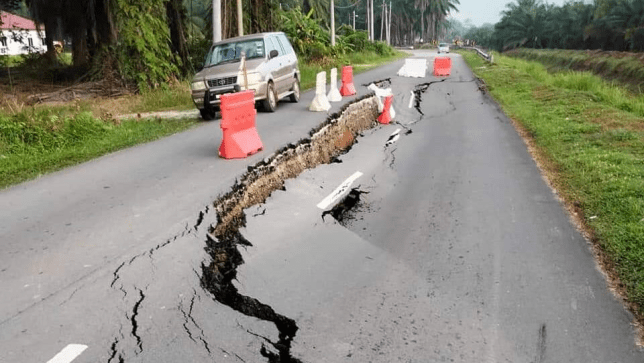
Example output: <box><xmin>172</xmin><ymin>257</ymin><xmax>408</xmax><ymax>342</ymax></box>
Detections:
<box><xmin>0</xmin><ymin>0</ymin><xmax>460</xmax><ymax>90</ymax></box>
<box><xmin>464</xmin><ymin>0</ymin><xmax>644</xmax><ymax>52</ymax></box>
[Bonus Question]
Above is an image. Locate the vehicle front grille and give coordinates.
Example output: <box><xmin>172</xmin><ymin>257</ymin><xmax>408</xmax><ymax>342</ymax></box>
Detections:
<box><xmin>207</xmin><ymin>76</ymin><xmax>237</xmax><ymax>88</ymax></box>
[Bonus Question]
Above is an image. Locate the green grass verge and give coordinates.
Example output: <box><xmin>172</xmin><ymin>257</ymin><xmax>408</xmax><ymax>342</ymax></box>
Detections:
<box><xmin>0</xmin><ymin>111</ymin><xmax>197</xmax><ymax>189</ymax></box>
<box><xmin>135</xmin><ymin>83</ymin><xmax>195</xmax><ymax>113</ymax></box>
<box><xmin>505</xmin><ymin>48</ymin><xmax>644</xmax><ymax>95</ymax></box>
<box><xmin>458</xmin><ymin>49</ymin><xmax>644</xmax><ymax>314</ymax></box>
<box><xmin>299</xmin><ymin>49</ymin><xmax>408</xmax><ymax>91</ymax></box>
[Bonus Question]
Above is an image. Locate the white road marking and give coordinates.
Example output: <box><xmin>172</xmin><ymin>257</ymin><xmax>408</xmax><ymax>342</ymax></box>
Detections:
<box><xmin>46</xmin><ymin>344</ymin><xmax>88</xmax><ymax>363</ymax></box>
<box><xmin>317</xmin><ymin>171</ymin><xmax>363</xmax><ymax>210</ymax></box>
<box><xmin>385</xmin><ymin>129</ymin><xmax>401</xmax><ymax>146</ymax></box>
<box><xmin>408</xmin><ymin>91</ymin><xmax>414</xmax><ymax>108</ymax></box>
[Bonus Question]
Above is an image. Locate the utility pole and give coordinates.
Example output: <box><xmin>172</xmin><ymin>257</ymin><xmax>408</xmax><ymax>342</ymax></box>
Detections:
<box><xmin>330</xmin><ymin>0</ymin><xmax>335</xmax><ymax>46</ymax></box>
<box><xmin>213</xmin><ymin>0</ymin><xmax>221</xmax><ymax>42</ymax></box>
<box><xmin>366</xmin><ymin>0</ymin><xmax>370</xmax><ymax>39</ymax></box>
<box><xmin>387</xmin><ymin>1</ymin><xmax>391</xmax><ymax>45</ymax></box>
<box><xmin>370</xmin><ymin>0</ymin><xmax>374</xmax><ymax>41</ymax></box>
<box><xmin>237</xmin><ymin>0</ymin><xmax>243</xmax><ymax>37</ymax></box>
<box><xmin>352</xmin><ymin>10</ymin><xmax>356</xmax><ymax>30</ymax></box>
<box><xmin>380</xmin><ymin>0</ymin><xmax>384</xmax><ymax>41</ymax></box>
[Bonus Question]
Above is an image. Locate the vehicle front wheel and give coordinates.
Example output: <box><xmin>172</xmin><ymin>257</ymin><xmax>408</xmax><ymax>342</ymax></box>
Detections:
<box><xmin>289</xmin><ymin>79</ymin><xmax>300</xmax><ymax>103</ymax></box>
<box><xmin>200</xmin><ymin>108</ymin><xmax>216</xmax><ymax>121</ymax></box>
<box><xmin>262</xmin><ymin>82</ymin><xmax>277</xmax><ymax>112</ymax></box>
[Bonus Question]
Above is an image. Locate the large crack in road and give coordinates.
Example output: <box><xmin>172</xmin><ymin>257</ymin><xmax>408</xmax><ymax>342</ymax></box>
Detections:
<box><xmin>196</xmin><ymin>77</ymin><xmax>451</xmax><ymax>362</ymax></box>
<box><xmin>103</xmin><ymin>72</ymin><xmax>453</xmax><ymax>362</ymax></box>
<box><xmin>201</xmin><ymin>232</ymin><xmax>301</xmax><ymax>362</ymax></box>
<box><xmin>199</xmin><ymin>94</ymin><xmax>379</xmax><ymax>362</ymax></box>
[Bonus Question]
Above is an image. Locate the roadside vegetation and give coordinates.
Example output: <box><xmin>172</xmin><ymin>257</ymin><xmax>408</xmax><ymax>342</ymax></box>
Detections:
<box><xmin>0</xmin><ymin>108</ymin><xmax>197</xmax><ymax>189</ymax></box>
<box><xmin>458</xmin><ymin>49</ymin><xmax>644</xmax><ymax>320</ymax></box>
<box><xmin>278</xmin><ymin>8</ymin><xmax>406</xmax><ymax>90</ymax></box>
<box><xmin>504</xmin><ymin>48</ymin><xmax>644</xmax><ymax>95</ymax></box>
<box><xmin>463</xmin><ymin>0</ymin><xmax>644</xmax><ymax>52</ymax></box>
<box><xmin>0</xmin><ymin>1</ymin><xmax>410</xmax><ymax>189</ymax></box>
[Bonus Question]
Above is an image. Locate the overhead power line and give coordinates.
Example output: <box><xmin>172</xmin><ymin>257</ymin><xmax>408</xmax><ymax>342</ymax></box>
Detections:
<box><xmin>334</xmin><ymin>0</ymin><xmax>362</xmax><ymax>9</ymax></box>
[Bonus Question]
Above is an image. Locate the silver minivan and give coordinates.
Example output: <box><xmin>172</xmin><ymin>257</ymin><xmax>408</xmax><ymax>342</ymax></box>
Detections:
<box><xmin>190</xmin><ymin>32</ymin><xmax>301</xmax><ymax>120</ymax></box>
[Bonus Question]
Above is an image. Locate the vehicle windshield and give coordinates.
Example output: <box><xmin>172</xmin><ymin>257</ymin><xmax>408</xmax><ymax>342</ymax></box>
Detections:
<box><xmin>439</xmin><ymin>43</ymin><xmax>447</xmax><ymax>47</ymax></box>
<box><xmin>204</xmin><ymin>38</ymin><xmax>266</xmax><ymax>67</ymax></box>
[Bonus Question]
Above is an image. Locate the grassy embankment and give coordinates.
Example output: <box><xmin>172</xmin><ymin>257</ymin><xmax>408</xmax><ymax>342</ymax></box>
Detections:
<box><xmin>505</xmin><ymin>48</ymin><xmax>644</xmax><ymax>94</ymax></box>
<box><xmin>0</xmin><ymin>50</ymin><xmax>405</xmax><ymax>189</ymax></box>
<box><xmin>458</xmin><ymin>50</ymin><xmax>644</xmax><ymax>319</ymax></box>
<box><xmin>0</xmin><ymin>108</ymin><xmax>197</xmax><ymax>189</ymax></box>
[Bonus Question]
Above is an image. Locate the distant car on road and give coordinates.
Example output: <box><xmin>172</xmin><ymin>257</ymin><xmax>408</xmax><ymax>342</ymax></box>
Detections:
<box><xmin>190</xmin><ymin>32</ymin><xmax>300</xmax><ymax>120</ymax></box>
<box><xmin>438</xmin><ymin>42</ymin><xmax>450</xmax><ymax>54</ymax></box>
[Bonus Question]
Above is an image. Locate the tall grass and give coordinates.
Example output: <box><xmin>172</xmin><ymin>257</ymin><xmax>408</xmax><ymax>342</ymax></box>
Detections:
<box><xmin>508</xmin><ymin>56</ymin><xmax>644</xmax><ymax>117</ymax></box>
<box><xmin>0</xmin><ymin>109</ymin><xmax>196</xmax><ymax>189</ymax></box>
<box><xmin>507</xmin><ymin>48</ymin><xmax>644</xmax><ymax>95</ymax></box>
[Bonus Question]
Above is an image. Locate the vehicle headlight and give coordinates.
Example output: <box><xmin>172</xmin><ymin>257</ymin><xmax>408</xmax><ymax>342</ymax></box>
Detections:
<box><xmin>239</xmin><ymin>72</ymin><xmax>262</xmax><ymax>86</ymax></box>
<box><xmin>191</xmin><ymin>81</ymin><xmax>206</xmax><ymax>91</ymax></box>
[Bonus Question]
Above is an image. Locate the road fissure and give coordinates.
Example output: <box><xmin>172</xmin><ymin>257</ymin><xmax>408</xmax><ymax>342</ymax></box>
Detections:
<box><xmin>199</xmin><ymin>94</ymin><xmax>382</xmax><ymax>362</ymax></box>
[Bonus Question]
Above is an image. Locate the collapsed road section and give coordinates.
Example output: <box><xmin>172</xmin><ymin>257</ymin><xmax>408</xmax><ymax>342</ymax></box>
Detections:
<box><xmin>200</xmin><ymin>94</ymin><xmax>379</xmax><ymax>362</ymax></box>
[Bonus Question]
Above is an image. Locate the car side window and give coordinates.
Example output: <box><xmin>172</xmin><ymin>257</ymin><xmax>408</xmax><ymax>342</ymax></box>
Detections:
<box><xmin>277</xmin><ymin>34</ymin><xmax>294</xmax><ymax>55</ymax></box>
<box><xmin>274</xmin><ymin>36</ymin><xmax>286</xmax><ymax>56</ymax></box>
<box><xmin>264</xmin><ymin>37</ymin><xmax>275</xmax><ymax>56</ymax></box>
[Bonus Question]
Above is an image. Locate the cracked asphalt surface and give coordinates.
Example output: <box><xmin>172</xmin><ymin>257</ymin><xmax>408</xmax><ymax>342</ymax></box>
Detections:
<box><xmin>1</xmin><ymin>51</ymin><xmax>643</xmax><ymax>362</ymax></box>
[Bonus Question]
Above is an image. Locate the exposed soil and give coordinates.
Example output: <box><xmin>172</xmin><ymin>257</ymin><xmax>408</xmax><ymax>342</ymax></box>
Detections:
<box><xmin>0</xmin><ymin>63</ymin><xmax>134</xmax><ymax>113</ymax></box>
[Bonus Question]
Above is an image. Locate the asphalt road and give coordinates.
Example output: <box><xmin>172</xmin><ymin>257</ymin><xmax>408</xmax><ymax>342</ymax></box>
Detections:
<box><xmin>1</xmin><ymin>51</ymin><xmax>643</xmax><ymax>363</ymax></box>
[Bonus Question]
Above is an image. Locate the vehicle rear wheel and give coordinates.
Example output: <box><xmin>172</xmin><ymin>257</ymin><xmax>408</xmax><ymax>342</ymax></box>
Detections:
<box><xmin>200</xmin><ymin>108</ymin><xmax>216</xmax><ymax>121</ymax></box>
<box><xmin>289</xmin><ymin>79</ymin><xmax>300</xmax><ymax>103</ymax></box>
<box><xmin>262</xmin><ymin>82</ymin><xmax>277</xmax><ymax>112</ymax></box>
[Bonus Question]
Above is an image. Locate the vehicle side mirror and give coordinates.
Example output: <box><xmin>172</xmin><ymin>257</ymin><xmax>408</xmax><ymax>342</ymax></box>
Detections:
<box><xmin>269</xmin><ymin>50</ymin><xmax>278</xmax><ymax>59</ymax></box>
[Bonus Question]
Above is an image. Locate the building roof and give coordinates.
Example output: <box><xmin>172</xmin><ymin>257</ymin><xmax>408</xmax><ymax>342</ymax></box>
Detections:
<box><xmin>0</xmin><ymin>11</ymin><xmax>40</xmax><ymax>30</ymax></box>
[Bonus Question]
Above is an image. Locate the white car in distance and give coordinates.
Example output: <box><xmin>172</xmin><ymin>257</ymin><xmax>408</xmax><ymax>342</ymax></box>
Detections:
<box><xmin>438</xmin><ymin>42</ymin><xmax>449</xmax><ymax>54</ymax></box>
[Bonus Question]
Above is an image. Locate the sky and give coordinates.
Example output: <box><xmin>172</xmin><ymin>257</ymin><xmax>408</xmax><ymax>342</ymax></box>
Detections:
<box><xmin>450</xmin><ymin>0</ymin><xmax>572</xmax><ymax>27</ymax></box>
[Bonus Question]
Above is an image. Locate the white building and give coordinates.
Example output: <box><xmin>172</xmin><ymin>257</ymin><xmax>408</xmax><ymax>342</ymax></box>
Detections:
<box><xmin>0</xmin><ymin>11</ymin><xmax>47</xmax><ymax>56</ymax></box>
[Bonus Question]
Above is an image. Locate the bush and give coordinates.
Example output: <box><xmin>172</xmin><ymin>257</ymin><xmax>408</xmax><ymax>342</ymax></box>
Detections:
<box><xmin>0</xmin><ymin>110</ymin><xmax>111</xmax><ymax>154</ymax></box>
<box><xmin>278</xmin><ymin>7</ymin><xmax>330</xmax><ymax>61</ymax></box>
<box><xmin>373</xmin><ymin>41</ymin><xmax>394</xmax><ymax>56</ymax></box>
<box><xmin>278</xmin><ymin>8</ymin><xmax>395</xmax><ymax>63</ymax></box>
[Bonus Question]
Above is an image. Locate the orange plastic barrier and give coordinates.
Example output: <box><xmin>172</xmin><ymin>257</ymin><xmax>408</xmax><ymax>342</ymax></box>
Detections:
<box><xmin>378</xmin><ymin>95</ymin><xmax>393</xmax><ymax>125</ymax></box>
<box><xmin>218</xmin><ymin>90</ymin><xmax>263</xmax><ymax>159</ymax></box>
<box><xmin>340</xmin><ymin>66</ymin><xmax>356</xmax><ymax>96</ymax></box>
<box><xmin>433</xmin><ymin>57</ymin><xmax>451</xmax><ymax>76</ymax></box>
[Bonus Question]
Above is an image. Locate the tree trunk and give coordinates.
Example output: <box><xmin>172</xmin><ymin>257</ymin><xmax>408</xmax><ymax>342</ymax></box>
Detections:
<box><xmin>72</xmin><ymin>17</ymin><xmax>89</xmax><ymax>67</ymax></box>
<box><xmin>166</xmin><ymin>0</ymin><xmax>189</xmax><ymax>71</ymax></box>
<box><xmin>95</xmin><ymin>0</ymin><xmax>117</xmax><ymax>46</ymax></box>
<box><xmin>43</xmin><ymin>16</ymin><xmax>57</xmax><ymax>64</ymax></box>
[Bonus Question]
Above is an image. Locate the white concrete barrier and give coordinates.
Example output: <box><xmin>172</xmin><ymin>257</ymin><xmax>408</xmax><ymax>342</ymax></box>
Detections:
<box><xmin>309</xmin><ymin>71</ymin><xmax>332</xmax><ymax>112</ymax></box>
<box><xmin>397</xmin><ymin>58</ymin><xmax>427</xmax><ymax>78</ymax></box>
<box><xmin>327</xmin><ymin>68</ymin><xmax>342</xmax><ymax>102</ymax></box>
